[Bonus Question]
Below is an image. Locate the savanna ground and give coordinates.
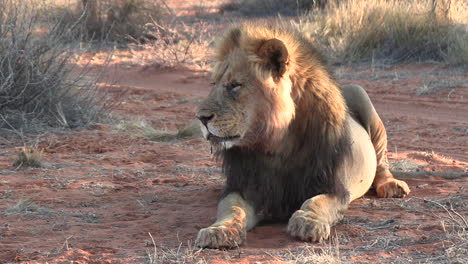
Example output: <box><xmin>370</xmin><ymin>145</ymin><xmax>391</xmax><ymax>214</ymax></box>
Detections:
<box><xmin>0</xmin><ymin>0</ymin><xmax>467</xmax><ymax>263</ymax></box>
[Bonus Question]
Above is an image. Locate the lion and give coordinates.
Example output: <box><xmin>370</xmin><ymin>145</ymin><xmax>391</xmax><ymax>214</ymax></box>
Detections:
<box><xmin>194</xmin><ymin>23</ymin><xmax>411</xmax><ymax>248</ymax></box>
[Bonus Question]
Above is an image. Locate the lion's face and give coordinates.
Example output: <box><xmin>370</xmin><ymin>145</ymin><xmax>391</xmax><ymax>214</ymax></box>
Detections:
<box><xmin>197</xmin><ymin>49</ymin><xmax>259</xmax><ymax>148</ymax></box>
<box><xmin>197</xmin><ymin>36</ymin><xmax>295</xmax><ymax>150</ymax></box>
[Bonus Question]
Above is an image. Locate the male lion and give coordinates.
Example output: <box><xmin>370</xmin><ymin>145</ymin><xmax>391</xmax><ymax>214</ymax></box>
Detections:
<box><xmin>195</xmin><ymin>23</ymin><xmax>410</xmax><ymax>248</ymax></box>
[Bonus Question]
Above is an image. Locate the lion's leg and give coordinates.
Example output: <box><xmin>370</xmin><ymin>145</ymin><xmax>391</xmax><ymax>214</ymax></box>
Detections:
<box><xmin>341</xmin><ymin>84</ymin><xmax>410</xmax><ymax>198</ymax></box>
<box><xmin>370</xmin><ymin>126</ymin><xmax>411</xmax><ymax>197</ymax></box>
<box><xmin>195</xmin><ymin>193</ymin><xmax>259</xmax><ymax>248</ymax></box>
<box><xmin>287</xmin><ymin>194</ymin><xmax>348</xmax><ymax>242</ymax></box>
<box><xmin>287</xmin><ymin>116</ymin><xmax>375</xmax><ymax>243</ymax></box>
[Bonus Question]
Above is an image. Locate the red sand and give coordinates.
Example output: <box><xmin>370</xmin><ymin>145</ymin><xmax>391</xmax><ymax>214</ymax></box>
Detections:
<box><xmin>0</xmin><ymin>63</ymin><xmax>466</xmax><ymax>263</ymax></box>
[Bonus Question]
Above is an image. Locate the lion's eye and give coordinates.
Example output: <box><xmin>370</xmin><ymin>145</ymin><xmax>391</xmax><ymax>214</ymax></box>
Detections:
<box><xmin>224</xmin><ymin>82</ymin><xmax>242</xmax><ymax>92</ymax></box>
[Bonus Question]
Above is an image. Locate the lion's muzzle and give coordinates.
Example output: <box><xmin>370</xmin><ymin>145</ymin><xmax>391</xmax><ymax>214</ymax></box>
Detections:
<box><xmin>197</xmin><ymin>113</ymin><xmax>214</xmax><ymax>127</ymax></box>
<box><xmin>196</xmin><ymin>112</ymin><xmax>214</xmax><ymax>140</ymax></box>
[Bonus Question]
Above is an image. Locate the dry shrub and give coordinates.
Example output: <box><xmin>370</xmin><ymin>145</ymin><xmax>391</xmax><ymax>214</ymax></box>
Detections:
<box><xmin>294</xmin><ymin>0</ymin><xmax>468</xmax><ymax>64</ymax></box>
<box><xmin>0</xmin><ymin>0</ymin><xmax>111</xmax><ymax>136</ymax></box>
<box><xmin>13</xmin><ymin>146</ymin><xmax>43</xmax><ymax>169</ymax></box>
<box><xmin>76</xmin><ymin>0</ymin><xmax>166</xmax><ymax>42</ymax></box>
<box><xmin>220</xmin><ymin>0</ymin><xmax>326</xmax><ymax>16</ymax></box>
<box><xmin>131</xmin><ymin>20</ymin><xmax>214</xmax><ymax>70</ymax></box>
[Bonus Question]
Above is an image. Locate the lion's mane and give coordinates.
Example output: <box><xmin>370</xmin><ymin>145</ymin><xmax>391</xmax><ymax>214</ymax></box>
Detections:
<box><xmin>217</xmin><ymin>23</ymin><xmax>352</xmax><ymax>220</ymax></box>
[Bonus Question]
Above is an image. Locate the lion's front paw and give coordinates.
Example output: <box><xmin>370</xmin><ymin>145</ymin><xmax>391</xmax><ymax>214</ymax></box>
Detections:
<box><xmin>287</xmin><ymin>210</ymin><xmax>330</xmax><ymax>242</ymax></box>
<box><xmin>195</xmin><ymin>225</ymin><xmax>245</xmax><ymax>249</ymax></box>
<box><xmin>376</xmin><ymin>179</ymin><xmax>410</xmax><ymax>198</ymax></box>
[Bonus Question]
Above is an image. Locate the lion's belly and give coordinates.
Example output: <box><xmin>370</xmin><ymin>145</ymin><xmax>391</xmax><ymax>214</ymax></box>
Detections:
<box><xmin>342</xmin><ymin>117</ymin><xmax>377</xmax><ymax>201</ymax></box>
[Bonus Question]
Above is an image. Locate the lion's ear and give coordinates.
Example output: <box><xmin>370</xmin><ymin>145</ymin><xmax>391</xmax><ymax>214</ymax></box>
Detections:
<box><xmin>257</xmin><ymin>38</ymin><xmax>289</xmax><ymax>80</ymax></box>
<box><xmin>217</xmin><ymin>28</ymin><xmax>241</xmax><ymax>59</ymax></box>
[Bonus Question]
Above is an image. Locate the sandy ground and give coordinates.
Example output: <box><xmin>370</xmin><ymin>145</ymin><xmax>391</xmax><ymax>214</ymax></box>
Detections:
<box><xmin>0</xmin><ymin>62</ymin><xmax>466</xmax><ymax>264</ymax></box>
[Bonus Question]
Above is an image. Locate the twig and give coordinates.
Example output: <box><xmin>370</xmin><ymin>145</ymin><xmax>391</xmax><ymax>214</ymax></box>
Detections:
<box><xmin>148</xmin><ymin>232</ymin><xmax>158</xmax><ymax>264</ymax></box>
<box><xmin>0</xmin><ymin>114</ymin><xmax>25</xmax><ymax>140</ymax></box>
<box><xmin>449</xmin><ymin>203</ymin><xmax>468</xmax><ymax>229</ymax></box>
<box><xmin>413</xmin><ymin>196</ymin><xmax>468</xmax><ymax>229</ymax></box>
<box><xmin>263</xmin><ymin>250</ymin><xmax>283</xmax><ymax>261</ymax></box>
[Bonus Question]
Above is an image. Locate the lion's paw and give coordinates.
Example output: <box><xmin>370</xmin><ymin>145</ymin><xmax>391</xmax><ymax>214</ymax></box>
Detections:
<box><xmin>376</xmin><ymin>179</ymin><xmax>410</xmax><ymax>198</ymax></box>
<box><xmin>195</xmin><ymin>225</ymin><xmax>245</xmax><ymax>249</ymax></box>
<box><xmin>287</xmin><ymin>210</ymin><xmax>330</xmax><ymax>242</ymax></box>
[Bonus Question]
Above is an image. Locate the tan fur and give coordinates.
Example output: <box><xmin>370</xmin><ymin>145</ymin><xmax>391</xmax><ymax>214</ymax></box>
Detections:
<box><xmin>195</xmin><ymin>193</ymin><xmax>258</xmax><ymax>248</ymax></box>
<box><xmin>199</xmin><ymin>23</ymin><xmax>347</xmax><ymax>152</ymax></box>
<box><xmin>226</xmin><ymin>23</ymin><xmax>347</xmax><ymax>132</ymax></box>
<box><xmin>195</xmin><ymin>23</ymin><xmax>410</xmax><ymax>248</ymax></box>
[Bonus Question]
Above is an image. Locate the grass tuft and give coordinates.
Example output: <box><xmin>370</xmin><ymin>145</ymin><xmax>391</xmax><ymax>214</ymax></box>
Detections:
<box><xmin>114</xmin><ymin>118</ymin><xmax>201</xmax><ymax>142</ymax></box>
<box><xmin>145</xmin><ymin>120</ymin><xmax>202</xmax><ymax>142</ymax></box>
<box><xmin>4</xmin><ymin>200</ymin><xmax>40</xmax><ymax>216</ymax></box>
<box><xmin>4</xmin><ymin>199</ymin><xmax>56</xmax><ymax>218</ymax></box>
<box><xmin>272</xmin><ymin>241</ymin><xmax>343</xmax><ymax>264</ymax></box>
<box><xmin>145</xmin><ymin>234</ymin><xmax>206</xmax><ymax>264</ymax></box>
<box><xmin>13</xmin><ymin>146</ymin><xmax>43</xmax><ymax>169</ymax></box>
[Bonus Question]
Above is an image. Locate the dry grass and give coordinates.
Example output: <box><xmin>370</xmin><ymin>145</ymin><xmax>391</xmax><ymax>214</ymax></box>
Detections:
<box><xmin>386</xmin><ymin>196</ymin><xmax>467</xmax><ymax>263</ymax></box>
<box><xmin>4</xmin><ymin>200</ymin><xmax>40</xmax><ymax>216</ymax></box>
<box><xmin>47</xmin><ymin>0</ymin><xmax>166</xmax><ymax>43</ymax></box>
<box><xmin>130</xmin><ymin>19</ymin><xmax>214</xmax><ymax>70</ymax></box>
<box><xmin>4</xmin><ymin>199</ymin><xmax>58</xmax><ymax>220</ymax></box>
<box><xmin>416</xmin><ymin>197</ymin><xmax>467</xmax><ymax>263</ymax></box>
<box><xmin>146</xmin><ymin>234</ymin><xmax>206</xmax><ymax>264</ymax></box>
<box><xmin>294</xmin><ymin>0</ymin><xmax>468</xmax><ymax>64</ymax></box>
<box><xmin>114</xmin><ymin>119</ymin><xmax>201</xmax><ymax>141</ymax></box>
<box><xmin>270</xmin><ymin>240</ymin><xmax>343</xmax><ymax>264</ymax></box>
<box><xmin>417</xmin><ymin>77</ymin><xmax>468</xmax><ymax>95</ymax></box>
<box><xmin>13</xmin><ymin>146</ymin><xmax>44</xmax><ymax>169</ymax></box>
<box><xmin>0</xmin><ymin>0</ymin><xmax>111</xmax><ymax>136</ymax></box>
<box><xmin>144</xmin><ymin>120</ymin><xmax>202</xmax><ymax>142</ymax></box>
<box><xmin>220</xmin><ymin>0</ymin><xmax>321</xmax><ymax>16</ymax></box>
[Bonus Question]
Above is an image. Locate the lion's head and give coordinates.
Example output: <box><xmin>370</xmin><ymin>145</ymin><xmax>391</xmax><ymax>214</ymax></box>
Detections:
<box><xmin>197</xmin><ymin>23</ymin><xmax>347</xmax><ymax>153</ymax></box>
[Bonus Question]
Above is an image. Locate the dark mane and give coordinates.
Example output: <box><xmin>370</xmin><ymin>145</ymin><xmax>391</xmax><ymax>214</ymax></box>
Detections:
<box><xmin>221</xmin><ymin>108</ymin><xmax>351</xmax><ymax>220</ymax></box>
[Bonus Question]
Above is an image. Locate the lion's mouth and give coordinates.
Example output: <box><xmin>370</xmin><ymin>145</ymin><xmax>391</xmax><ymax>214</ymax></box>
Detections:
<box><xmin>207</xmin><ymin>133</ymin><xmax>240</xmax><ymax>143</ymax></box>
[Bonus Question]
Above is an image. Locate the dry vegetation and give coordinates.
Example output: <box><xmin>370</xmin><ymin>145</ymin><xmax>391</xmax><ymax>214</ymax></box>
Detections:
<box><xmin>114</xmin><ymin>118</ymin><xmax>202</xmax><ymax>141</ymax></box>
<box><xmin>41</xmin><ymin>0</ymin><xmax>167</xmax><ymax>43</ymax></box>
<box><xmin>277</xmin><ymin>243</ymin><xmax>342</xmax><ymax>264</ymax></box>
<box><xmin>12</xmin><ymin>146</ymin><xmax>43</xmax><ymax>169</ymax></box>
<box><xmin>130</xmin><ymin>19</ymin><xmax>214</xmax><ymax>70</ymax></box>
<box><xmin>293</xmin><ymin>0</ymin><xmax>468</xmax><ymax>64</ymax></box>
<box><xmin>1</xmin><ymin>0</ymin><xmax>464</xmax><ymax>203</ymax></box>
<box><xmin>219</xmin><ymin>0</ymin><xmax>322</xmax><ymax>16</ymax></box>
<box><xmin>80</xmin><ymin>0</ymin><xmax>165</xmax><ymax>42</ymax></box>
<box><xmin>0</xmin><ymin>0</ymin><xmax>111</xmax><ymax>136</ymax></box>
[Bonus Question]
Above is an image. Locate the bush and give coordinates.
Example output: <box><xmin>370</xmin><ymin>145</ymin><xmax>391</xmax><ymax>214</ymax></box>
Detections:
<box><xmin>13</xmin><ymin>146</ymin><xmax>43</xmax><ymax>169</ymax></box>
<box><xmin>294</xmin><ymin>0</ymin><xmax>468</xmax><ymax>64</ymax></box>
<box><xmin>220</xmin><ymin>0</ymin><xmax>326</xmax><ymax>16</ymax></box>
<box><xmin>0</xmin><ymin>0</ymin><xmax>110</xmax><ymax>135</ymax></box>
<box><xmin>76</xmin><ymin>0</ymin><xmax>166</xmax><ymax>43</ymax></box>
<box><xmin>130</xmin><ymin>20</ymin><xmax>214</xmax><ymax>70</ymax></box>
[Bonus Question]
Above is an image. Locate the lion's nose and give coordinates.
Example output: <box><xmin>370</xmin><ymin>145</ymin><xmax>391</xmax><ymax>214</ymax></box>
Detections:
<box><xmin>197</xmin><ymin>113</ymin><xmax>214</xmax><ymax>126</ymax></box>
